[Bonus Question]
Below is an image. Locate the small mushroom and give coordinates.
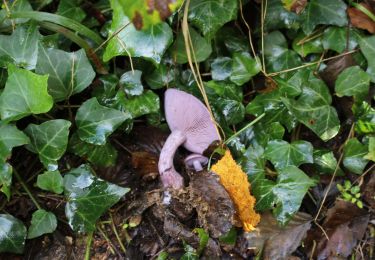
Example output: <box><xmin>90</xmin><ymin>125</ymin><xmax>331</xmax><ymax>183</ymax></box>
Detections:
<box><xmin>184</xmin><ymin>154</ymin><xmax>208</xmax><ymax>171</ymax></box>
<box><xmin>158</xmin><ymin>89</ymin><xmax>220</xmax><ymax>189</ymax></box>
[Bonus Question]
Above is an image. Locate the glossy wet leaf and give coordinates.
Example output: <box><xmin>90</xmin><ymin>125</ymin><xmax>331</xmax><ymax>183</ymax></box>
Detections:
<box><xmin>104</xmin><ymin>0</ymin><xmax>173</xmax><ymax>65</ymax></box>
<box><xmin>301</xmin><ymin>0</ymin><xmax>348</xmax><ymax>34</ymax></box>
<box><xmin>25</xmin><ymin>120</ymin><xmax>71</xmax><ymax>171</ymax></box>
<box><xmin>27</xmin><ymin>209</ymin><xmax>57</xmax><ymax>239</ymax></box>
<box><xmin>214</xmin><ymin>98</ymin><xmax>245</xmax><ymax>125</ymax></box>
<box><xmin>145</xmin><ymin>63</ymin><xmax>175</xmax><ymax>89</ymax></box>
<box><xmin>352</xmin><ymin>101</ymin><xmax>375</xmax><ymax>135</ymax></box>
<box><xmin>240</xmin><ymin>145</ymin><xmax>266</xmax><ymax>183</ymax></box>
<box><xmin>335</xmin><ymin>66</ymin><xmax>371</xmax><ymax>99</ymax></box>
<box><xmin>0</xmin><ymin>0</ymin><xmax>32</xmax><ymax>27</ymax></box>
<box><xmin>265</xmin><ymin>0</ymin><xmax>301</xmax><ymax>30</ymax></box>
<box><xmin>292</xmin><ymin>32</ymin><xmax>323</xmax><ymax>57</ymax></box>
<box><xmin>0</xmin><ymin>162</ymin><xmax>12</xmax><ymax>200</ymax></box>
<box><xmin>114</xmin><ymin>90</ymin><xmax>160</xmax><ymax>118</ymax></box>
<box><xmin>0</xmin><ymin>65</ymin><xmax>53</xmax><ymax>122</ymax></box>
<box><xmin>119</xmin><ymin>70</ymin><xmax>143</xmax><ymax>96</ymax></box>
<box><xmin>322</xmin><ymin>27</ymin><xmax>360</xmax><ymax>53</ymax></box>
<box><xmin>64</xmin><ymin>165</ymin><xmax>130</xmax><ymax>233</ymax></box>
<box><xmin>264</xmin><ymin>140</ymin><xmax>313</xmax><ymax>170</ymax></box>
<box><xmin>211</xmin><ymin>57</ymin><xmax>232</xmax><ymax>81</ymax></box>
<box><xmin>171</xmin><ymin>26</ymin><xmax>212</xmax><ymax>64</ymax></box>
<box><xmin>118</xmin><ymin>0</ymin><xmax>183</xmax><ymax>29</ymax></box>
<box><xmin>0</xmin><ymin>214</ymin><xmax>27</xmax><ymax>254</ymax></box>
<box><xmin>76</xmin><ymin>98</ymin><xmax>130</xmax><ymax>145</ymax></box>
<box><xmin>36</xmin><ymin>170</ymin><xmax>64</xmax><ymax>194</ymax></box>
<box><xmin>92</xmin><ymin>74</ymin><xmax>119</xmax><ymax>106</ymax></box>
<box><xmin>0</xmin><ymin>123</ymin><xmax>29</xmax><ymax>162</ymax></box>
<box><xmin>56</xmin><ymin>0</ymin><xmax>86</xmax><ymax>22</ymax></box>
<box><xmin>36</xmin><ymin>45</ymin><xmax>95</xmax><ymax>101</ymax></box>
<box><xmin>313</xmin><ymin>150</ymin><xmax>343</xmax><ymax>175</ymax></box>
<box><xmin>365</xmin><ymin>137</ymin><xmax>375</xmax><ymax>162</ymax></box>
<box><xmin>343</xmin><ymin>138</ymin><xmax>369</xmax><ymax>174</ymax></box>
<box><xmin>359</xmin><ymin>35</ymin><xmax>375</xmax><ymax>82</ymax></box>
<box><xmin>188</xmin><ymin>0</ymin><xmax>238</xmax><ymax>39</ymax></box>
<box><xmin>283</xmin><ymin>75</ymin><xmax>340</xmax><ymax>141</ymax></box>
<box><xmin>68</xmin><ymin>133</ymin><xmax>118</xmax><ymax>167</ymax></box>
<box><xmin>230</xmin><ymin>52</ymin><xmax>261</xmax><ymax>86</ymax></box>
<box><xmin>0</xmin><ymin>24</ymin><xmax>40</xmax><ymax>70</ymax></box>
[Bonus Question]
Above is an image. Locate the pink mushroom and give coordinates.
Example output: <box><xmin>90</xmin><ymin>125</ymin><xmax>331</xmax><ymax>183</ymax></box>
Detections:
<box><xmin>158</xmin><ymin>89</ymin><xmax>220</xmax><ymax>189</ymax></box>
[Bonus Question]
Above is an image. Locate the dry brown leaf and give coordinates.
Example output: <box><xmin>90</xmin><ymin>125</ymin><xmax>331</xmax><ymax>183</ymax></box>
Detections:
<box><xmin>348</xmin><ymin>3</ymin><xmax>375</xmax><ymax>34</ymax></box>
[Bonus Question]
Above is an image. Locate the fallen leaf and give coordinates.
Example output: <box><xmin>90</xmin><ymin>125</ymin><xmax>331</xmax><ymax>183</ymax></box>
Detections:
<box><xmin>363</xmin><ymin>171</ymin><xmax>375</xmax><ymax>209</ymax></box>
<box><xmin>305</xmin><ymin>200</ymin><xmax>369</xmax><ymax>259</ymax></box>
<box><xmin>348</xmin><ymin>3</ymin><xmax>375</xmax><ymax>34</ymax></box>
<box><xmin>237</xmin><ymin>212</ymin><xmax>311</xmax><ymax>259</ymax></box>
<box><xmin>282</xmin><ymin>0</ymin><xmax>308</xmax><ymax>14</ymax></box>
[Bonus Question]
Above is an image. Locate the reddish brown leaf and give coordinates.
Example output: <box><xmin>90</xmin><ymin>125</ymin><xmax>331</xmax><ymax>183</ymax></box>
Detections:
<box><xmin>363</xmin><ymin>171</ymin><xmax>375</xmax><ymax>209</ymax></box>
<box><xmin>348</xmin><ymin>3</ymin><xmax>375</xmax><ymax>34</ymax></box>
<box><xmin>305</xmin><ymin>200</ymin><xmax>369</xmax><ymax>259</ymax></box>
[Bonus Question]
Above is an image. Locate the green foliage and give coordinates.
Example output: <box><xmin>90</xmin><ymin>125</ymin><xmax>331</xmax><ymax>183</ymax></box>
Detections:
<box><xmin>64</xmin><ymin>165</ymin><xmax>129</xmax><ymax>233</ymax></box>
<box><xmin>0</xmin><ymin>162</ymin><xmax>12</xmax><ymax>199</ymax></box>
<box><xmin>0</xmin><ymin>123</ymin><xmax>29</xmax><ymax>162</ymax></box>
<box><xmin>337</xmin><ymin>181</ymin><xmax>363</xmax><ymax>209</ymax></box>
<box><xmin>0</xmin><ymin>214</ymin><xmax>27</xmax><ymax>254</ymax></box>
<box><xmin>27</xmin><ymin>209</ymin><xmax>57</xmax><ymax>239</ymax></box>
<box><xmin>36</xmin><ymin>170</ymin><xmax>64</xmax><ymax>194</ymax></box>
<box><xmin>359</xmin><ymin>35</ymin><xmax>375</xmax><ymax>82</ymax></box>
<box><xmin>335</xmin><ymin>66</ymin><xmax>371</xmax><ymax>99</ymax></box>
<box><xmin>343</xmin><ymin>138</ymin><xmax>369</xmax><ymax>174</ymax></box>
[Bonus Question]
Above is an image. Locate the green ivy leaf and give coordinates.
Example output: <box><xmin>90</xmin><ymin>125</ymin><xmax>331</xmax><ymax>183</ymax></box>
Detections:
<box><xmin>292</xmin><ymin>31</ymin><xmax>323</xmax><ymax>57</ymax></box>
<box><xmin>104</xmin><ymin>0</ymin><xmax>173</xmax><ymax>65</ymax></box>
<box><xmin>119</xmin><ymin>70</ymin><xmax>143</xmax><ymax>96</ymax></box>
<box><xmin>211</xmin><ymin>57</ymin><xmax>232</xmax><ymax>81</ymax></box>
<box><xmin>113</xmin><ymin>90</ymin><xmax>160</xmax><ymax>118</ymax></box>
<box><xmin>0</xmin><ymin>214</ymin><xmax>27</xmax><ymax>254</ymax></box>
<box><xmin>68</xmin><ymin>133</ymin><xmax>118</xmax><ymax>167</ymax></box>
<box><xmin>283</xmin><ymin>75</ymin><xmax>340</xmax><ymax>141</ymax></box>
<box><xmin>313</xmin><ymin>150</ymin><xmax>343</xmax><ymax>175</ymax></box>
<box><xmin>264</xmin><ymin>140</ymin><xmax>313</xmax><ymax>170</ymax></box>
<box><xmin>215</xmin><ymin>98</ymin><xmax>245</xmax><ymax>125</ymax></box>
<box><xmin>0</xmin><ymin>123</ymin><xmax>30</xmax><ymax>162</ymax></box>
<box><xmin>64</xmin><ymin>165</ymin><xmax>130</xmax><ymax>233</ymax></box>
<box><xmin>76</xmin><ymin>98</ymin><xmax>130</xmax><ymax>145</ymax></box>
<box><xmin>0</xmin><ymin>24</ymin><xmax>40</xmax><ymax>70</ymax></box>
<box><xmin>352</xmin><ymin>101</ymin><xmax>375</xmax><ymax>135</ymax></box>
<box><xmin>359</xmin><ymin>35</ymin><xmax>375</xmax><ymax>82</ymax></box>
<box><xmin>241</xmin><ymin>145</ymin><xmax>266</xmax><ymax>183</ymax></box>
<box><xmin>27</xmin><ymin>209</ymin><xmax>57</xmax><ymax>239</ymax></box>
<box><xmin>0</xmin><ymin>64</ymin><xmax>53</xmax><ymax>122</ymax></box>
<box><xmin>118</xmin><ymin>0</ymin><xmax>183</xmax><ymax>30</ymax></box>
<box><xmin>92</xmin><ymin>74</ymin><xmax>119</xmax><ymax>106</ymax></box>
<box><xmin>230</xmin><ymin>52</ymin><xmax>261</xmax><ymax>86</ymax></box>
<box><xmin>301</xmin><ymin>0</ymin><xmax>348</xmax><ymax>34</ymax></box>
<box><xmin>343</xmin><ymin>138</ymin><xmax>369</xmax><ymax>174</ymax></box>
<box><xmin>170</xmin><ymin>26</ymin><xmax>212</xmax><ymax>64</ymax></box>
<box><xmin>36</xmin><ymin>170</ymin><xmax>64</xmax><ymax>194</ymax></box>
<box><xmin>253</xmin><ymin>178</ymin><xmax>276</xmax><ymax>211</ymax></box>
<box><xmin>145</xmin><ymin>63</ymin><xmax>175</xmax><ymax>89</ymax></box>
<box><xmin>24</xmin><ymin>120</ymin><xmax>71</xmax><ymax>171</ymax></box>
<box><xmin>56</xmin><ymin>0</ymin><xmax>86</xmax><ymax>22</ymax></box>
<box><xmin>322</xmin><ymin>27</ymin><xmax>360</xmax><ymax>53</ymax></box>
<box><xmin>265</xmin><ymin>0</ymin><xmax>301</xmax><ymax>31</ymax></box>
<box><xmin>272</xmin><ymin>166</ymin><xmax>316</xmax><ymax>225</ymax></box>
<box><xmin>365</xmin><ymin>137</ymin><xmax>375</xmax><ymax>162</ymax></box>
<box><xmin>188</xmin><ymin>0</ymin><xmax>238</xmax><ymax>39</ymax></box>
<box><xmin>335</xmin><ymin>66</ymin><xmax>371</xmax><ymax>99</ymax></box>
<box><xmin>0</xmin><ymin>162</ymin><xmax>12</xmax><ymax>200</ymax></box>
<box><xmin>36</xmin><ymin>45</ymin><xmax>95</xmax><ymax>101</ymax></box>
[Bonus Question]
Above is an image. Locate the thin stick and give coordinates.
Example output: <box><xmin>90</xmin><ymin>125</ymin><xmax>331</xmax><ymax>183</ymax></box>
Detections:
<box><xmin>94</xmin><ymin>22</ymin><xmax>131</xmax><ymax>53</ymax></box>
<box><xmin>13</xmin><ymin>169</ymin><xmax>42</xmax><ymax>210</ymax></box>
<box><xmin>110</xmin><ymin>214</ymin><xmax>127</xmax><ymax>253</ymax></box>
<box><xmin>84</xmin><ymin>231</ymin><xmax>94</xmax><ymax>260</ymax></box>
<box><xmin>260</xmin><ymin>0</ymin><xmax>267</xmax><ymax>74</ymax></box>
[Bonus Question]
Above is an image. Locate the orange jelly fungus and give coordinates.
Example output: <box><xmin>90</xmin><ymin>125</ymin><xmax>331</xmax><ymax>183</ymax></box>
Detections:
<box><xmin>211</xmin><ymin>150</ymin><xmax>260</xmax><ymax>232</ymax></box>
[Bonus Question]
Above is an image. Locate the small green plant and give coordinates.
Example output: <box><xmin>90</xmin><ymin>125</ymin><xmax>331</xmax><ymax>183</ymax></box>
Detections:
<box><xmin>337</xmin><ymin>180</ymin><xmax>363</xmax><ymax>208</ymax></box>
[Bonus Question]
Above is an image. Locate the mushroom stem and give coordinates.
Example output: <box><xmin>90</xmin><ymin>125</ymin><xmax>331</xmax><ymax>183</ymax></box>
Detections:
<box><xmin>158</xmin><ymin>130</ymin><xmax>186</xmax><ymax>189</ymax></box>
<box><xmin>193</xmin><ymin>160</ymin><xmax>203</xmax><ymax>171</ymax></box>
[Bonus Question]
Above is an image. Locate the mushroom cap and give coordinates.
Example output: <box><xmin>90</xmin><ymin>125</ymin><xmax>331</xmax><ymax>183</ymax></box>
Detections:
<box><xmin>164</xmin><ymin>89</ymin><xmax>220</xmax><ymax>154</ymax></box>
<box><xmin>184</xmin><ymin>154</ymin><xmax>208</xmax><ymax>169</ymax></box>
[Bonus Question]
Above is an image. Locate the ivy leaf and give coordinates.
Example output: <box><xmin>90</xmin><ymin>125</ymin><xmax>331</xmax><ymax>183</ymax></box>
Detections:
<box><xmin>68</xmin><ymin>133</ymin><xmax>118</xmax><ymax>167</ymax></box>
<box><xmin>92</xmin><ymin>75</ymin><xmax>119</xmax><ymax>106</ymax></box>
<box><xmin>0</xmin><ymin>24</ymin><xmax>40</xmax><ymax>70</ymax></box>
<box><xmin>0</xmin><ymin>64</ymin><xmax>53</xmax><ymax>122</ymax></box>
<box><xmin>118</xmin><ymin>0</ymin><xmax>183</xmax><ymax>30</ymax></box>
<box><xmin>104</xmin><ymin>0</ymin><xmax>173</xmax><ymax>65</ymax></box>
<box><xmin>0</xmin><ymin>214</ymin><xmax>27</xmax><ymax>254</ymax></box>
<box><xmin>0</xmin><ymin>0</ymin><xmax>32</xmax><ymax>27</ymax></box>
<box><xmin>188</xmin><ymin>0</ymin><xmax>238</xmax><ymax>39</ymax></box>
<box><xmin>253</xmin><ymin>178</ymin><xmax>276</xmax><ymax>211</ymax></box>
<box><xmin>365</xmin><ymin>137</ymin><xmax>375</xmax><ymax>162</ymax></box>
<box><xmin>335</xmin><ymin>66</ymin><xmax>371</xmax><ymax>99</ymax></box>
<box><xmin>27</xmin><ymin>209</ymin><xmax>57</xmax><ymax>239</ymax></box>
<box><xmin>343</xmin><ymin>138</ymin><xmax>369</xmax><ymax>174</ymax></box>
<box><xmin>64</xmin><ymin>165</ymin><xmax>130</xmax><ymax>233</ymax></box>
<box><xmin>240</xmin><ymin>145</ymin><xmax>266</xmax><ymax>183</ymax></box>
<box><xmin>301</xmin><ymin>0</ymin><xmax>348</xmax><ymax>34</ymax></box>
<box><xmin>76</xmin><ymin>98</ymin><xmax>130</xmax><ymax>145</ymax></box>
<box><xmin>214</xmin><ymin>98</ymin><xmax>245</xmax><ymax>125</ymax></box>
<box><xmin>56</xmin><ymin>0</ymin><xmax>86</xmax><ymax>22</ymax></box>
<box><xmin>322</xmin><ymin>27</ymin><xmax>360</xmax><ymax>53</ymax></box>
<box><xmin>265</xmin><ymin>0</ymin><xmax>301</xmax><ymax>30</ymax></box>
<box><xmin>36</xmin><ymin>170</ymin><xmax>64</xmax><ymax>194</ymax></box>
<box><xmin>24</xmin><ymin>120</ymin><xmax>71</xmax><ymax>171</ymax></box>
<box><xmin>119</xmin><ymin>70</ymin><xmax>143</xmax><ymax>96</ymax></box>
<box><xmin>313</xmin><ymin>150</ymin><xmax>343</xmax><ymax>175</ymax></box>
<box><xmin>264</xmin><ymin>140</ymin><xmax>313</xmax><ymax>170</ymax></box>
<box><xmin>0</xmin><ymin>162</ymin><xmax>12</xmax><ymax>200</ymax></box>
<box><xmin>230</xmin><ymin>52</ymin><xmax>261</xmax><ymax>86</ymax></box>
<box><xmin>352</xmin><ymin>101</ymin><xmax>375</xmax><ymax>135</ymax></box>
<box><xmin>292</xmin><ymin>32</ymin><xmax>323</xmax><ymax>57</ymax></box>
<box><xmin>211</xmin><ymin>57</ymin><xmax>232</xmax><ymax>81</ymax></box>
<box><xmin>0</xmin><ymin>123</ymin><xmax>30</xmax><ymax>162</ymax></box>
<box><xmin>145</xmin><ymin>63</ymin><xmax>175</xmax><ymax>89</ymax></box>
<box><xmin>283</xmin><ymin>75</ymin><xmax>340</xmax><ymax>141</ymax></box>
<box><xmin>170</xmin><ymin>26</ymin><xmax>212</xmax><ymax>64</ymax></box>
<box><xmin>359</xmin><ymin>35</ymin><xmax>375</xmax><ymax>82</ymax></box>
<box><xmin>36</xmin><ymin>45</ymin><xmax>95</xmax><ymax>101</ymax></box>
<box><xmin>113</xmin><ymin>90</ymin><xmax>160</xmax><ymax>118</ymax></box>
